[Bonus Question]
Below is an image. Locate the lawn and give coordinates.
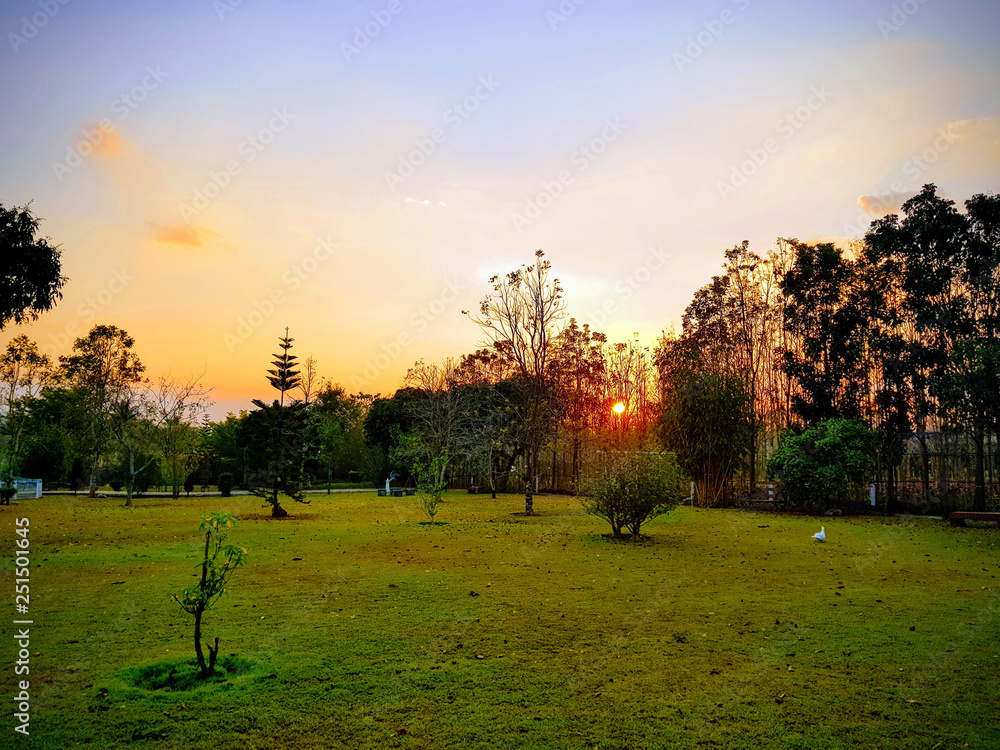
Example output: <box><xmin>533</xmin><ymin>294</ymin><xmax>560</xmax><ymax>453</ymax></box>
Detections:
<box><xmin>2</xmin><ymin>491</ymin><xmax>999</xmax><ymax>749</ymax></box>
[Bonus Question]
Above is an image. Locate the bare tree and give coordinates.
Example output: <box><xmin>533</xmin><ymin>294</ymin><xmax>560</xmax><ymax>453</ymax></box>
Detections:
<box><xmin>465</xmin><ymin>250</ymin><xmax>567</xmax><ymax>513</ymax></box>
<box><xmin>109</xmin><ymin>375</ymin><xmax>212</xmax><ymax>507</ymax></box>
<box><xmin>299</xmin><ymin>354</ymin><xmax>319</xmax><ymax>405</ymax></box>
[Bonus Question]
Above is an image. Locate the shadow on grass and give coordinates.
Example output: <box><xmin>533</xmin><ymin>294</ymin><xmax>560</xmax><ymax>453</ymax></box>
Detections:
<box><xmin>111</xmin><ymin>655</ymin><xmax>263</xmax><ymax>693</ymax></box>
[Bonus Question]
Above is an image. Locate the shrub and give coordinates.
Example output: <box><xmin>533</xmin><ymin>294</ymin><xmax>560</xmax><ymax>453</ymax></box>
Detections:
<box><xmin>109</xmin><ymin>480</ymin><xmax>124</xmax><ymax>492</ymax></box>
<box><xmin>218</xmin><ymin>472</ymin><xmax>234</xmax><ymax>497</ymax></box>
<box><xmin>767</xmin><ymin>419</ymin><xmax>877</xmax><ymax>510</ymax></box>
<box><xmin>0</xmin><ymin>486</ymin><xmax>16</xmax><ymax>505</ymax></box>
<box><xmin>581</xmin><ymin>452</ymin><xmax>685</xmax><ymax>538</ymax></box>
<box><xmin>184</xmin><ymin>472</ymin><xmax>196</xmax><ymax>496</ymax></box>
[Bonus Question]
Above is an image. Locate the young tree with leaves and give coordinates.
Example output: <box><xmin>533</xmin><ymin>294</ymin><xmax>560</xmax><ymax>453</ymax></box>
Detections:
<box><xmin>174</xmin><ymin>513</ymin><xmax>247</xmax><ymax>678</ymax></box>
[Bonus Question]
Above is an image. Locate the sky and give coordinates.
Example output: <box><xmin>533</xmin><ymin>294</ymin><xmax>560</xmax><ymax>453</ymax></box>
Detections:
<box><xmin>2</xmin><ymin>0</ymin><xmax>999</xmax><ymax>419</ymax></box>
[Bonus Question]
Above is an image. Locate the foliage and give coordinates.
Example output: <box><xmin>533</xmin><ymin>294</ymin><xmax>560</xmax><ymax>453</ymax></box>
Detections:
<box><xmin>412</xmin><ymin>450</ymin><xmax>449</xmax><ymax>522</ymax></box>
<box><xmin>0</xmin><ymin>335</ymin><xmax>51</xmax><ymax>480</ymax></box>
<box><xmin>58</xmin><ymin>325</ymin><xmax>145</xmax><ymax>494</ymax></box>
<box><xmin>218</xmin><ymin>472</ymin><xmax>234</xmax><ymax>497</ymax></box>
<box><xmin>240</xmin><ymin>399</ymin><xmax>313</xmax><ymax>517</ymax></box>
<box><xmin>767</xmin><ymin>419</ymin><xmax>878</xmax><ymax>509</ymax></box>
<box><xmin>780</xmin><ymin>241</ymin><xmax>867</xmax><ymax>424</ymax></box>
<box><xmin>173</xmin><ymin>512</ymin><xmax>247</xmax><ymax>678</ymax></box>
<box><xmin>465</xmin><ymin>249</ymin><xmax>567</xmax><ymax>513</ymax></box>
<box><xmin>0</xmin><ymin>202</ymin><xmax>67</xmax><ymax>330</ymax></box>
<box><xmin>267</xmin><ymin>328</ymin><xmax>301</xmax><ymax>405</ymax></box>
<box><xmin>184</xmin><ymin>472</ymin><xmax>196</xmax><ymax>495</ymax></box>
<box><xmin>659</xmin><ymin>370</ymin><xmax>751</xmax><ymax>506</ymax></box>
<box><xmin>580</xmin><ymin>451</ymin><xmax>684</xmax><ymax>538</ymax></box>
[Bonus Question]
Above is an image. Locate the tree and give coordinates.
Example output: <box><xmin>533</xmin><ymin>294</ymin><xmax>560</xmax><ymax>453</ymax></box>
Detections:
<box><xmin>767</xmin><ymin>419</ymin><xmax>877</xmax><ymax>510</ymax></box>
<box><xmin>465</xmin><ymin>250</ymin><xmax>567</xmax><ymax>513</ymax></box>
<box><xmin>0</xmin><ymin>203</ymin><xmax>67</xmax><ymax>330</ymax></box>
<box><xmin>107</xmin><ymin>375</ymin><xmax>211</xmax><ymax>507</ymax></box>
<box><xmin>863</xmin><ymin>185</ymin><xmax>1000</xmax><ymax>510</ymax></box>
<box><xmin>413</xmin><ymin>450</ymin><xmax>449</xmax><ymax>522</ymax></box>
<box><xmin>551</xmin><ymin>319</ymin><xmax>607</xmax><ymax>487</ymax></box>
<box><xmin>174</xmin><ymin>512</ymin><xmax>247</xmax><ymax>679</ymax></box>
<box><xmin>779</xmin><ymin>242</ymin><xmax>867</xmax><ymax>425</ymax></box>
<box><xmin>659</xmin><ymin>370</ymin><xmax>751</xmax><ymax>506</ymax></box>
<box><xmin>58</xmin><ymin>325</ymin><xmax>145</xmax><ymax>494</ymax></box>
<box><xmin>241</xmin><ymin>332</ymin><xmax>313</xmax><ymax>516</ymax></box>
<box><xmin>581</xmin><ymin>451</ymin><xmax>685</xmax><ymax>538</ymax></box>
<box><xmin>0</xmin><ymin>335</ymin><xmax>51</xmax><ymax>481</ymax></box>
<box><xmin>241</xmin><ymin>400</ymin><xmax>313</xmax><ymax>517</ymax></box>
<box><xmin>267</xmin><ymin>328</ymin><xmax>301</xmax><ymax>406</ymax></box>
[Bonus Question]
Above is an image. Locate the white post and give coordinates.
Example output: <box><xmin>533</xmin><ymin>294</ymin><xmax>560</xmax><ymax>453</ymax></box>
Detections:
<box><xmin>870</xmin><ymin>484</ymin><xmax>876</xmax><ymax>506</ymax></box>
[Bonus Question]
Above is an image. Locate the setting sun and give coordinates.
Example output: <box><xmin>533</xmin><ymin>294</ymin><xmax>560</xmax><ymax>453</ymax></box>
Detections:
<box><xmin>613</xmin><ymin>402</ymin><xmax>626</xmax><ymax>414</ymax></box>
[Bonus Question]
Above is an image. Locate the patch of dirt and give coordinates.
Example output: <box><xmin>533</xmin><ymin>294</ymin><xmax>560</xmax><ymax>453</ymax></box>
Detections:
<box><xmin>235</xmin><ymin>513</ymin><xmax>320</xmax><ymax>521</ymax></box>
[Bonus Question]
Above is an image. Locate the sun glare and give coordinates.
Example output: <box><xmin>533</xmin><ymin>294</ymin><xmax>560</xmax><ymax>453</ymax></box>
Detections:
<box><xmin>613</xmin><ymin>402</ymin><xmax>626</xmax><ymax>414</ymax></box>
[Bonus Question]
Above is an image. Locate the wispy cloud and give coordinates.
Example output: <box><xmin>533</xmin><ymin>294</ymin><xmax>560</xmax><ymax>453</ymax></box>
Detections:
<box><xmin>403</xmin><ymin>197</ymin><xmax>448</xmax><ymax>208</ymax></box>
<box><xmin>150</xmin><ymin>224</ymin><xmax>219</xmax><ymax>247</ymax></box>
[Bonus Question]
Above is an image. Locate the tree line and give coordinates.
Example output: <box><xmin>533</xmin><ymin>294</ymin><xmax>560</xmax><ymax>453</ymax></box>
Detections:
<box><xmin>2</xmin><ymin>185</ymin><xmax>997</xmax><ymax>513</ymax></box>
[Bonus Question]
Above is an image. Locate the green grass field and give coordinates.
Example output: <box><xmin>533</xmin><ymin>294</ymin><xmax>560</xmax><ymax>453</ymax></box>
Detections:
<box><xmin>2</xmin><ymin>491</ymin><xmax>999</xmax><ymax>749</ymax></box>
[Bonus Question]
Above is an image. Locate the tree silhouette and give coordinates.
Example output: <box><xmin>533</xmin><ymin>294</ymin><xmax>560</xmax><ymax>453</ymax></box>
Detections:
<box><xmin>0</xmin><ymin>203</ymin><xmax>68</xmax><ymax>331</ymax></box>
<box><xmin>267</xmin><ymin>328</ymin><xmax>301</xmax><ymax>406</ymax></box>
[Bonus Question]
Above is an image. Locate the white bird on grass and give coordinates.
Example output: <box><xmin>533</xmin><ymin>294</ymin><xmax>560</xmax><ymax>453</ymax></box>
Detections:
<box><xmin>813</xmin><ymin>526</ymin><xmax>826</xmax><ymax>542</ymax></box>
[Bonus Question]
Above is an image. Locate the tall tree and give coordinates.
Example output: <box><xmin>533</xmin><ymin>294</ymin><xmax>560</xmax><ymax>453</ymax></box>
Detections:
<box><xmin>58</xmin><ymin>325</ymin><xmax>145</xmax><ymax>494</ymax></box>
<box><xmin>552</xmin><ymin>319</ymin><xmax>607</xmax><ymax>486</ymax></box>
<box><xmin>779</xmin><ymin>241</ymin><xmax>867</xmax><ymax>425</ymax></box>
<box><xmin>243</xmin><ymin>331</ymin><xmax>311</xmax><ymax>516</ymax></box>
<box><xmin>0</xmin><ymin>203</ymin><xmax>67</xmax><ymax>330</ymax></box>
<box><xmin>465</xmin><ymin>250</ymin><xmax>567</xmax><ymax>513</ymax></box>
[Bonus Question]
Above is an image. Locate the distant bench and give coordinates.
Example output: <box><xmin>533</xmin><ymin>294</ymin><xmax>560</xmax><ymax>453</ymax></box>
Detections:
<box><xmin>738</xmin><ymin>484</ymin><xmax>787</xmax><ymax>511</ymax></box>
<box><xmin>948</xmin><ymin>512</ymin><xmax>1000</xmax><ymax>529</ymax></box>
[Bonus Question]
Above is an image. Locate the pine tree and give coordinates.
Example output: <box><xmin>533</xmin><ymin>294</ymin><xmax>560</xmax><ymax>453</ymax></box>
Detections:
<box><xmin>267</xmin><ymin>328</ymin><xmax>301</xmax><ymax>406</ymax></box>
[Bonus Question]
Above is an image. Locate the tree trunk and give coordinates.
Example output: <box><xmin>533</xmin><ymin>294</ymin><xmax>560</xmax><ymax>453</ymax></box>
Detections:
<box><xmin>973</xmin><ymin>423</ymin><xmax>987</xmax><ymax>512</ymax></box>
<box><xmin>194</xmin><ymin>606</ymin><xmax>208</xmax><ymax>676</ymax></box>
<box><xmin>918</xmin><ymin>431</ymin><xmax>930</xmax><ymax>505</ymax></box>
